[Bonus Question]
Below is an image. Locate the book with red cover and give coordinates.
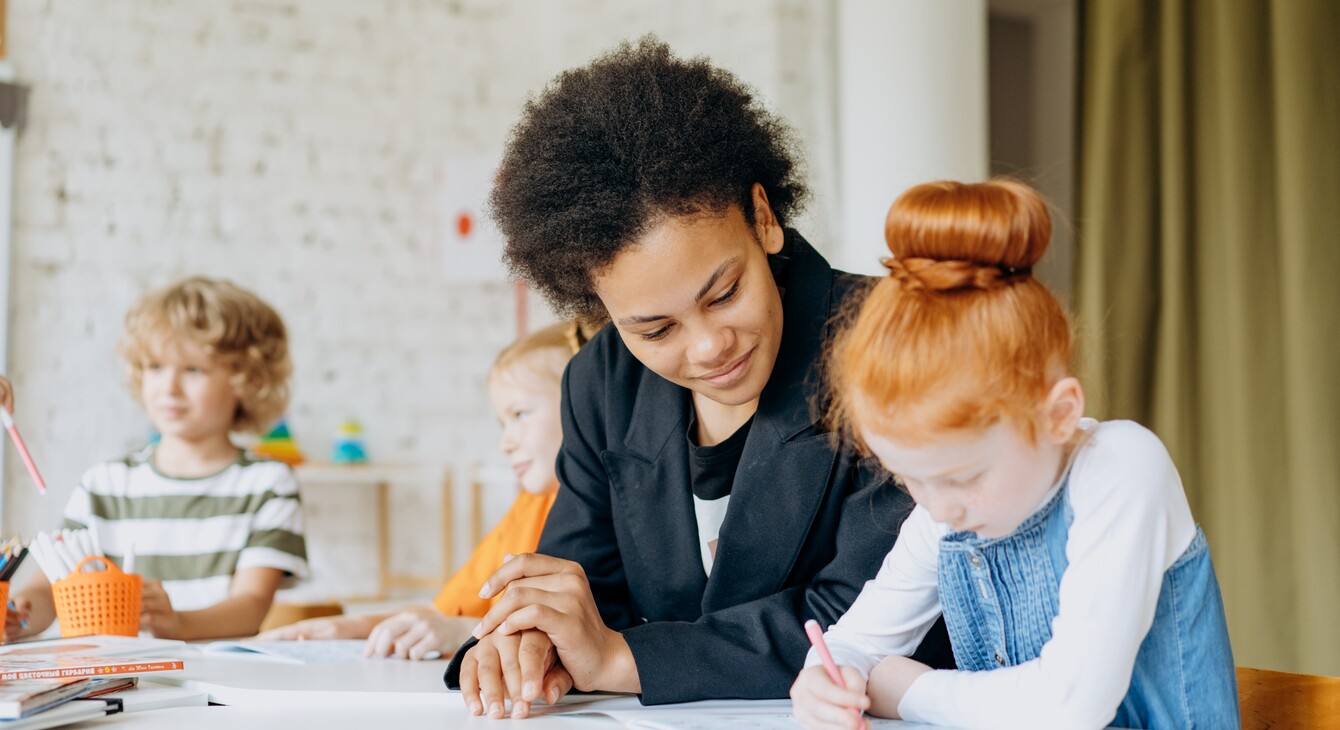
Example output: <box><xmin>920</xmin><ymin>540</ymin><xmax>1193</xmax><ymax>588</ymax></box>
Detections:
<box><xmin>0</xmin><ymin>655</ymin><xmax>183</xmax><ymax>682</ymax></box>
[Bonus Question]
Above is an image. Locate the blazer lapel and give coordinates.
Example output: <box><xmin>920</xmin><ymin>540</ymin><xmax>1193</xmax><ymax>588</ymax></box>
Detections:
<box><xmin>703</xmin><ymin>429</ymin><xmax>836</xmax><ymax>609</ymax></box>
<box><xmin>704</xmin><ymin>233</ymin><xmax>842</xmax><ymax>610</ymax></box>
<box><xmin>604</xmin><ymin>367</ymin><xmax>708</xmax><ymax>621</ymax></box>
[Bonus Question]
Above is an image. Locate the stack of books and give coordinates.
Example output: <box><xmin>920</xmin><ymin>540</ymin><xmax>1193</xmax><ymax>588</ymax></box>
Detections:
<box><xmin>0</xmin><ymin>635</ymin><xmax>193</xmax><ymax>728</ymax></box>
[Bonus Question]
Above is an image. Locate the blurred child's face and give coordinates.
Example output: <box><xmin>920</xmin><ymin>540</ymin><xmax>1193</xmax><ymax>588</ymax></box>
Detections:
<box><xmin>861</xmin><ymin>421</ymin><xmax>1059</xmax><ymax>538</ymax></box>
<box><xmin>858</xmin><ymin>380</ymin><xmax>1084</xmax><ymax>538</ymax></box>
<box><xmin>488</xmin><ymin>364</ymin><xmax>563</xmax><ymax>494</ymax></box>
<box><xmin>140</xmin><ymin>335</ymin><xmax>239</xmax><ymax>444</ymax></box>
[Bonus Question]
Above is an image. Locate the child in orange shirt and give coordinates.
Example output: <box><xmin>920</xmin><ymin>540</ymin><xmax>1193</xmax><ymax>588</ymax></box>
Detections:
<box><xmin>258</xmin><ymin>321</ymin><xmax>587</xmax><ymax>660</ymax></box>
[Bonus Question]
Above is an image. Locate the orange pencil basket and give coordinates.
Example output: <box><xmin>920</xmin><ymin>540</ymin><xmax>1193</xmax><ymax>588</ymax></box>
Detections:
<box><xmin>0</xmin><ymin>581</ymin><xmax>8</xmax><ymax>629</ymax></box>
<box><xmin>52</xmin><ymin>556</ymin><xmax>142</xmax><ymax>637</ymax></box>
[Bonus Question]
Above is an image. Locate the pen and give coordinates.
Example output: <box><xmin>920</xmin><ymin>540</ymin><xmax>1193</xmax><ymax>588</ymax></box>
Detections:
<box><xmin>61</xmin><ymin>530</ymin><xmax>88</xmax><ymax>562</ymax></box>
<box><xmin>0</xmin><ymin>548</ymin><xmax>28</xmax><ymax>581</ymax></box>
<box><xmin>51</xmin><ymin>535</ymin><xmax>78</xmax><ymax>577</ymax></box>
<box><xmin>0</xmin><ymin>408</ymin><xmax>46</xmax><ymax>494</ymax></box>
<box><xmin>27</xmin><ymin>539</ymin><xmax>58</xmax><ymax>582</ymax></box>
<box><xmin>1</xmin><ymin>541</ymin><xmax>28</xmax><ymax>629</ymax></box>
<box><xmin>805</xmin><ymin>619</ymin><xmax>866</xmax><ymax>728</ymax></box>
<box><xmin>36</xmin><ymin>532</ymin><xmax>64</xmax><ymax>577</ymax></box>
<box><xmin>88</xmin><ymin>525</ymin><xmax>103</xmax><ymax>560</ymax></box>
<box><xmin>76</xmin><ymin>530</ymin><xmax>96</xmax><ymax>561</ymax></box>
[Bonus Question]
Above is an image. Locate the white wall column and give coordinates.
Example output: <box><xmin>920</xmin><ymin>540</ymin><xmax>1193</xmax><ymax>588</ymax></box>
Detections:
<box><xmin>835</xmin><ymin>0</ymin><xmax>989</xmax><ymax>275</ymax></box>
<box><xmin>0</xmin><ymin>63</ymin><xmax>25</xmax><ymax>525</ymax></box>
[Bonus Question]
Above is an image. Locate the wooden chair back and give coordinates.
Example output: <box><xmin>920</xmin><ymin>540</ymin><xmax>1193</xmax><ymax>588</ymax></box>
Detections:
<box><xmin>1238</xmin><ymin>666</ymin><xmax>1340</xmax><ymax>729</ymax></box>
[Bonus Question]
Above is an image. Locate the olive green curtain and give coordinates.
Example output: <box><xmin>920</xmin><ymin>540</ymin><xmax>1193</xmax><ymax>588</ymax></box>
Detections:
<box><xmin>1077</xmin><ymin>0</ymin><xmax>1340</xmax><ymax>674</ymax></box>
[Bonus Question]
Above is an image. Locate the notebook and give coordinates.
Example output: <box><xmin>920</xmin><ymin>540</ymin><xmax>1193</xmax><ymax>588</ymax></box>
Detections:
<box><xmin>547</xmin><ymin>697</ymin><xmax>965</xmax><ymax>729</ymax></box>
<box><xmin>614</xmin><ymin>717</ymin><xmax>933</xmax><ymax>729</ymax></box>
<box><xmin>94</xmin><ymin>681</ymin><xmax>209</xmax><ymax>712</ymax></box>
<box><xmin>0</xmin><ymin>634</ymin><xmax>184</xmax><ymax>682</ymax></box>
<box><xmin>0</xmin><ymin>678</ymin><xmax>91</xmax><ymax>719</ymax></box>
<box><xmin>0</xmin><ymin>698</ymin><xmax>111</xmax><ymax>730</ymax></box>
<box><xmin>0</xmin><ymin>635</ymin><xmax>184</xmax><ymax>660</ymax></box>
<box><xmin>203</xmin><ymin>639</ymin><xmax>376</xmax><ymax>664</ymax></box>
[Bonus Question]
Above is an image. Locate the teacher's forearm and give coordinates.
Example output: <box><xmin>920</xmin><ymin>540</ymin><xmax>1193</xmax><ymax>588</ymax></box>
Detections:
<box><xmin>620</xmin><ymin>603</ymin><xmax>811</xmax><ymax>704</ymax></box>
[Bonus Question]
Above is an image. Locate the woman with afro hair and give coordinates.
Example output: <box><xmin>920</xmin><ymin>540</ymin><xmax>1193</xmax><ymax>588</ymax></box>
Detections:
<box><xmin>447</xmin><ymin>37</ymin><xmax>953</xmax><ymax>718</ymax></box>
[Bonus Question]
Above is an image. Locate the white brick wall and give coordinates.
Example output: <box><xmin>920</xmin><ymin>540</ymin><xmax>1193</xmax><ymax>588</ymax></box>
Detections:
<box><xmin>3</xmin><ymin>0</ymin><xmax>837</xmax><ymax>600</ymax></box>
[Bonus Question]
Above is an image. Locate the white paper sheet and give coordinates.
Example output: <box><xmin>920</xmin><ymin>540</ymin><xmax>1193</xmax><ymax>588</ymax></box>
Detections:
<box><xmin>203</xmin><ymin>640</ymin><xmax>372</xmax><ymax>664</ymax></box>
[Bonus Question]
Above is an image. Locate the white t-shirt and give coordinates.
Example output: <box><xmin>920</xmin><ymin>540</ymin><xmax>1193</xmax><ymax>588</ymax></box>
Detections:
<box><xmin>806</xmin><ymin>419</ymin><xmax>1197</xmax><ymax>729</ymax></box>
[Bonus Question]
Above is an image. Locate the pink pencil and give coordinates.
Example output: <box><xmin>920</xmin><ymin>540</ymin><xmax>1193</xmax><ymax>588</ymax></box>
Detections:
<box><xmin>805</xmin><ymin>619</ymin><xmax>866</xmax><ymax>728</ymax></box>
<box><xmin>0</xmin><ymin>408</ymin><xmax>47</xmax><ymax>494</ymax></box>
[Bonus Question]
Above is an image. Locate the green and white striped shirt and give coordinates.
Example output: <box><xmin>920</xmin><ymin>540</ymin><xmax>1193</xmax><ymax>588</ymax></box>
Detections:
<box><xmin>63</xmin><ymin>445</ymin><xmax>308</xmax><ymax>612</ymax></box>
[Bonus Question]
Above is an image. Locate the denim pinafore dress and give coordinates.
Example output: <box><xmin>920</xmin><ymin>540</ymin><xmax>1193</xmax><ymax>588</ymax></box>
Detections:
<box><xmin>937</xmin><ymin>483</ymin><xmax>1239</xmax><ymax>728</ymax></box>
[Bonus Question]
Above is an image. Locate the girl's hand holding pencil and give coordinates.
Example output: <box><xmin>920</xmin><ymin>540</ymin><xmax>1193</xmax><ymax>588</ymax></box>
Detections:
<box><xmin>790</xmin><ymin>620</ymin><xmax>871</xmax><ymax>730</ymax></box>
<box><xmin>791</xmin><ymin>663</ymin><xmax>871</xmax><ymax>730</ymax></box>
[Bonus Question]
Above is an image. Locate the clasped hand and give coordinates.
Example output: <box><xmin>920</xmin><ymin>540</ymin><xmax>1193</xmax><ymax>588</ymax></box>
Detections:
<box><xmin>460</xmin><ymin>553</ymin><xmax>637</xmax><ymax>719</ymax></box>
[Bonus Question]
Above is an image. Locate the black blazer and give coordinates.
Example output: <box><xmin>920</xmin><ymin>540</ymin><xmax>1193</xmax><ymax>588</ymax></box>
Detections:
<box><xmin>446</xmin><ymin>231</ymin><xmax>952</xmax><ymax>703</ymax></box>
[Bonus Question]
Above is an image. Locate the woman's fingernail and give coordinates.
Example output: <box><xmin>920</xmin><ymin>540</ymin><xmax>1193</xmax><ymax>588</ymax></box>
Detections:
<box><xmin>503</xmin><ymin>553</ymin><xmax>514</xmax><ymax>562</ymax></box>
<box><xmin>522</xmin><ymin>682</ymin><xmax>536</xmax><ymax>699</ymax></box>
<box><xmin>488</xmin><ymin>702</ymin><xmax>503</xmax><ymax>718</ymax></box>
<box><xmin>547</xmin><ymin>687</ymin><xmax>560</xmax><ymax>704</ymax></box>
<box><xmin>470</xmin><ymin>622</ymin><xmax>482</xmax><ymax>638</ymax></box>
<box><xmin>478</xmin><ymin>583</ymin><xmax>490</xmax><ymax>598</ymax></box>
<box><xmin>512</xmin><ymin>701</ymin><xmax>527</xmax><ymax>718</ymax></box>
<box><xmin>469</xmin><ymin>702</ymin><xmax>481</xmax><ymax>715</ymax></box>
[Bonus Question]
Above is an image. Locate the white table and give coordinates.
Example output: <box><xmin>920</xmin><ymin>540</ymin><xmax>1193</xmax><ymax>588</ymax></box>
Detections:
<box><xmin>65</xmin><ymin>646</ymin><xmax>617</xmax><ymax>729</ymax></box>
<box><xmin>63</xmin><ymin>647</ymin><xmax>942</xmax><ymax>729</ymax></box>
<box><xmin>72</xmin><ymin>691</ymin><xmax>608</xmax><ymax>730</ymax></box>
<box><xmin>73</xmin><ymin>703</ymin><xmax>557</xmax><ymax>730</ymax></box>
<box><xmin>158</xmin><ymin>647</ymin><xmax>450</xmax><ymax>701</ymax></box>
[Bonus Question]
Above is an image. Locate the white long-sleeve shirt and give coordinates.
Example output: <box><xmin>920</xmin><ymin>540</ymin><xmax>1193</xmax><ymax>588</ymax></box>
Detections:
<box><xmin>806</xmin><ymin>420</ymin><xmax>1197</xmax><ymax>729</ymax></box>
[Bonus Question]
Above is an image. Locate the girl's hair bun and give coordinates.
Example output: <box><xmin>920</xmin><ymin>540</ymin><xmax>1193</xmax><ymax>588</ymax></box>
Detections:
<box><xmin>882</xmin><ymin>178</ymin><xmax>1050</xmax><ymax>294</ymax></box>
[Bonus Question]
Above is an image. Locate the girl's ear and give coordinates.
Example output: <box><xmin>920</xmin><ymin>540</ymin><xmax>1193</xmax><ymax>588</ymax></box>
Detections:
<box><xmin>1041</xmin><ymin>377</ymin><xmax>1085</xmax><ymax>445</ymax></box>
<box><xmin>750</xmin><ymin>183</ymin><xmax>785</xmax><ymax>255</ymax></box>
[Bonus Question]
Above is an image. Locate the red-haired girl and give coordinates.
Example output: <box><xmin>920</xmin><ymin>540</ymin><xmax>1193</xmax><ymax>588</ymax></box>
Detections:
<box><xmin>790</xmin><ymin>179</ymin><xmax>1238</xmax><ymax>729</ymax></box>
